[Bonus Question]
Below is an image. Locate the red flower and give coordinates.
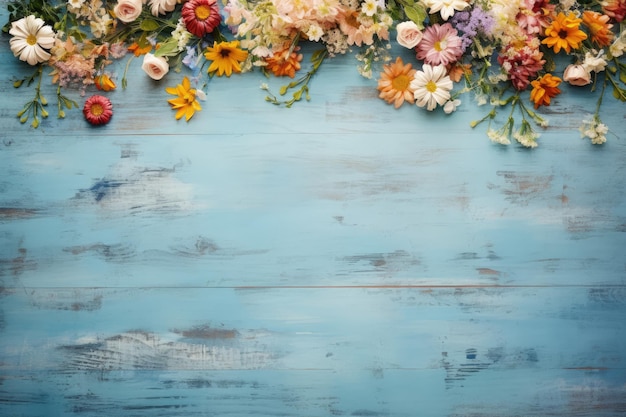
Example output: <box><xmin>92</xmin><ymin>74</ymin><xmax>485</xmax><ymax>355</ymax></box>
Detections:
<box><xmin>83</xmin><ymin>95</ymin><xmax>113</xmax><ymax>125</ymax></box>
<box><xmin>182</xmin><ymin>0</ymin><xmax>221</xmax><ymax>38</ymax></box>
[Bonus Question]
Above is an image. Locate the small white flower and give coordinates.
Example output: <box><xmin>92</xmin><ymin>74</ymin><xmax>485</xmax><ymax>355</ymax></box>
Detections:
<box><xmin>67</xmin><ymin>0</ymin><xmax>85</xmax><ymax>8</ymax></box>
<box><xmin>305</xmin><ymin>24</ymin><xmax>324</xmax><ymax>42</ymax></box>
<box><xmin>582</xmin><ymin>50</ymin><xmax>607</xmax><ymax>73</ymax></box>
<box><xmin>9</xmin><ymin>15</ymin><xmax>56</xmax><ymax>65</ymax></box>
<box><xmin>579</xmin><ymin>117</ymin><xmax>609</xmax><ymax>145</ymax></box>
<box><xmin>410</xmin><ymin>64</ymin><xmax>453</xmax><ymax>111</ymax></box>
<box><xmin>195</xmin><ymin>89</ymin><xmax>207</xmax><ymax>101</ymax></box>
<box><xmin>443</xmin><ymin>98</ymin><xmax>461</xmax><ymax>114</ymax></box>
<box><xmin>487</xmin><ymin>128</ymin><xmax>511</xmax><ymax>145</ymax></box>
<box><xmin>362</xmin><ymin>0</ymin><xmax>379</xmax><ymax>16</ymax></box>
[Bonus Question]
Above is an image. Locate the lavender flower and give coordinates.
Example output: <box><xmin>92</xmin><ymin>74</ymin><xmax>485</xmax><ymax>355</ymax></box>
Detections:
<box><xmin>451</xmin><ymin>7</ymin><xmax>495</xmax><ymax>52</ymax></box>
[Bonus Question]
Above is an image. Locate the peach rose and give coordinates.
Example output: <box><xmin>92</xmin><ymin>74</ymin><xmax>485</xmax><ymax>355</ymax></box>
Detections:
<box><xmin>396</xmin><ymin>21</ymin><xmax>423</xmax><ymax>49</ymax></box>
<box><xmin>114</xmin><ymin>0</ymin><xmax>144</xmax><ymax>23</ymax></box>
<box><xmin>141</xmin><ymin>53</ymin><xmax>169</xmax><ymax>80</ymax></box>
<box><xmin>563</xmin><ymin>64</ymin><xmax>591</xmax><ymax>86</ymax></box>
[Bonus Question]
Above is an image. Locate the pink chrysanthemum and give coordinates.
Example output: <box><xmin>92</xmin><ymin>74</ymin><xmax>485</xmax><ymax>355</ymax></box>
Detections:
<box><xmin>498</xmin><ymin>42</ymin><xmax>545</xmax><ymax>91</ymax></box>
<box><xmin>601</xmin><ymin>0</ymin><xmax>626</xmax><ymax>22</ymax></box>
<box><xmin>83</xmin><ymin>95</ymin><xmax>113</xmax><ymax>125</ymax></box>
<box><xmin>416</xmin><ymin>23</ymin><xmax>463</xmax><ymax>66</ymax></box>
<box><xmin>517</xmin><ymin>0</ymin><xmax>555</xmax><ymax>35</ymax></box>
<box><xmin>182</xmin><ymin>0</ymin><xmax>221</xmax><ymax>38</ymax></box>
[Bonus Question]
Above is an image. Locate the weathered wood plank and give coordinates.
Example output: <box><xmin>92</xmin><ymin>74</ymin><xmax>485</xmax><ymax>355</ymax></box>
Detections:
<box><xmin>1</xmin><ymin>287</ymin><xmax>625</xmax><ymax>416</ymax></box>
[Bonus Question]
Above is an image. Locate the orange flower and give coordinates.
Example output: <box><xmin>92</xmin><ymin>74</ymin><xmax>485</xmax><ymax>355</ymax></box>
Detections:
<box><xmin>128</xmin><ymin>42</ymin><xmax>152</xmax><ymax>57</ymax></box>
<box><xmin>446</xmin><ymin>62</ymin><xmax>472</xmax><ymax>83</ymax></box>
<box><xmin>264</xmin><ymin>45</ymin><xmax>303</xmax><ymax>78</ymax></box>
<box><xmin>541</xmin><ymin>12</ymin><xmax>587</xmax><ymax>53</ymax></box>
<box><xmin>582</xmin><ymin>11</ymin><xmax>614</xmax><ymax>47</ymax></box>
<box><xmin>530</xmin><ymin>73</ymin><xmax>562</xmax><ymax>109</ymax></box>
<box><xmin>377</xmin><ymin>57</ymin><xmax>417</xmax><ymax>109</ymax></box>
<box><xmin>95</xmin><ymin>74</ymin><xmax>117</xmax><ymax>91</ymax></box>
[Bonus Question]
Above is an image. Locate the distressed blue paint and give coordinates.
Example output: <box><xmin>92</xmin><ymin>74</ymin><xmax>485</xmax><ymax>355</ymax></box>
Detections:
<box><xmin>1</xmin><ymin>1</ymin><xmax>626</xmax><ymax>415</ymax></box>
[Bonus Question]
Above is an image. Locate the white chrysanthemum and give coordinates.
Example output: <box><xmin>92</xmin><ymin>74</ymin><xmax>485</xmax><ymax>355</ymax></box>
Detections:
<box><xmin>411</xmin><ymin>64</ymin><xmax>453</xmax><ymax>111</ymax></box>
<box><xmin>9</xmin><ymin>15</ymin><xmax>56</xmax><ymax>65</ymax></box>
<box><xmin>422</xmin><ymin>0</ymin><xmax>470</xmax><ymax>20</ymax></box>
<box><xmin>149</xmin><ymin>0</ymin><xmax>178</xmax><ymax>16</ymax></box>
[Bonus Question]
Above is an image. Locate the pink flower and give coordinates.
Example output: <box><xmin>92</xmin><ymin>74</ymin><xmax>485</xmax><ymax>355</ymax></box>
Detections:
<box><xmin>141</xmin><ymin>53</ymin><xmax>169</xmax><ymax>80</ymax></box>
<box><xmin>83</xmin><ymin>95</ymin><xmax>113</xmax><ymax>125</ymax></box>
<box><xmin>182</xmin><ymin>0</ymin><xmax>221</xmax><ymax>38</ymax></box>
<box><xmin>563</xmin><ymin>64</ymin><xmax>591</xmax><ymax>86</ymax></box>
<box><xmin>416</xmin><ymin>23</ymin><xmax>463</xmax><ymax>66</ymax></box>
<box><xmin>113</xmin><ymin>0</ymin><xmax>143</xmax><ymax>23</ymax></box>
<box><xmin>497</xmin><ymin>41</ymin><xmax>545</xmax><ymax>90</ymax></box>
<box><xmin>396</xmin><ymin>21</ymin><xmax>423</xmax><ymax>49</ymax></box>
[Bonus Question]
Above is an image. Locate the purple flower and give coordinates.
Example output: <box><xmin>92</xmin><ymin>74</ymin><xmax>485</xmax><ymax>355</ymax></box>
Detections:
<box><xmin>451</xmin><ymin>7</ymin><xmax>495</xmax><ymax>51</ymax></box>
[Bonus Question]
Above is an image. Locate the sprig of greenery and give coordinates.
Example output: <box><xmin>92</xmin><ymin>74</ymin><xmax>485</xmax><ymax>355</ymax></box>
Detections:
<box><xmin>263</xmin><ymin>49</ymin><xmax>328</xmax><ymax>108</ymax></box>
<box><xmin>14</xmin><ymin>65</ymin><xmax>48</xmax><ymax>128</ymax></box>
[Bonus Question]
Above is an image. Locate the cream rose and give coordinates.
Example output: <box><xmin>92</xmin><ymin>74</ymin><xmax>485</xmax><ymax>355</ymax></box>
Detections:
<box><xmin>141</xmin><ymin>53</ymin><xmax>169</xmax><ymax>80</ymax></box>
<box><xmin>563</xmin><ymin>64</ymin><xmax>591</xmax><ymax>86</ymax></box>
<box><xmin>114</xmin><ymin>0</ymin><xmax>143</xmax><ymax>23</ymax></box>
<box><xmin>396</xmin><ymin>21</ymin><xmax>423</xmax><ymax>49</ymax></box>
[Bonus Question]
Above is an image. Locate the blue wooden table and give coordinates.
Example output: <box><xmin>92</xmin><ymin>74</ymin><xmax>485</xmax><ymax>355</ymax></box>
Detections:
<box><xmin>1</xmin><ymin>2</ymin><xmax>626</xmax><ymax>415</ymax></box>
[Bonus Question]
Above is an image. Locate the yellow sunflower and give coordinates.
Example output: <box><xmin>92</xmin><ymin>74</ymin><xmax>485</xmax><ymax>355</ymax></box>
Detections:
<box><xmin>204</xmin><ymin>40</ymin><xmax>248</xmax><ymax>77</ymax></box>
<box><xmin>165</xmin><ymin>76</ymin><xmax>202</xmax><ymax>121</ymax></box>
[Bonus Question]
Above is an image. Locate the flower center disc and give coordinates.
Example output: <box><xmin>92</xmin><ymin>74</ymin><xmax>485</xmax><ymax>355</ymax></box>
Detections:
<box><xmin>26</xmin><ymin>34</ymin><xmax>38</xmax><ymax>46</ymax></box>
<box><xmin>434</xmin><ymin>40</ymin><xmax>446</xmax><ymax>52</ymax></box>
<box><xmin>392</xmin><ymin>74</ymin><xmax>410</xmax><ymax>91</ymax></box>
<box><xmin>426</xmin><ymin>81</ymin><xmax>438</xmax><ymax>93</ymax></box>
<box><xmin>558</xmin><ymin>29</ymin><xmax>568</xmax><ymax>39</ymax></box>
<box><xmin>90</xmin><ymin>104</ymin><xmax>104</xmax><ymax>117</ymax></box>
<box><xmin>195</xmin><ymin>4</ymin><xmax>211</xmax><ymax>21</ymax></box>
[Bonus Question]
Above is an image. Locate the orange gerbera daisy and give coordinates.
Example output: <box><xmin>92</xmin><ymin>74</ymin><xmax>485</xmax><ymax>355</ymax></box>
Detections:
<box><xmin>530</xmin><ymin>73</ymin><xmax>562</xmax><ymax>109</ymax></box>
<box><xmin>377</xmin><ymin>57</ymin><xmax>417</xmax><ymax>109</ymax></box>
<box><xmin>541</xmin><ymin>12</ymin><xmax>587</xmax><ymax>53</ymax></box>
<box><xmin>165</xmin><ymin>76</ymin><xmax>202</xmax><ymax>121</ymax></box>
<box><xmin>264</xmin><ymin>45</ymin><xmax>303</xmax><ymax>78</ymax></box>
<box><xmin>582</xmin><ymin>11</ymin><xmax>614</xmax><ymax>46</ymax></box>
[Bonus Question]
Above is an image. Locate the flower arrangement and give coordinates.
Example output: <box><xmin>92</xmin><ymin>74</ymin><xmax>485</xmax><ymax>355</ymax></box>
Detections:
<box><xmin>2</xmin><ymin>0</ymin><xmax>626</xmax><ymax>145</ymax></box>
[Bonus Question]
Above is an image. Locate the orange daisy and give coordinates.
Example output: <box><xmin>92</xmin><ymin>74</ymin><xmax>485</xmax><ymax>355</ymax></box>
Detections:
<box><xmin>530</xmin><ymin>73</ymin><xmax>562</xmax><ymax>109</ymax></box>
<box><xmin>264</xmin><ymin>45</ymin><xmax>303</xmax><ymax>78</ymax></box>
<box><xmin>377</xmin><ymin>57</ymin><xmax>417</xmax><ymax>109</ymax></box>
<box><xmin>582</xmin><ymin>11</ymin><xmax>614</xmax><ymax>47</ymax></box>
<box><xmin>542</xmin><ymin>12</ymin><xmax>587</xmax><ymax>53</ymax></box>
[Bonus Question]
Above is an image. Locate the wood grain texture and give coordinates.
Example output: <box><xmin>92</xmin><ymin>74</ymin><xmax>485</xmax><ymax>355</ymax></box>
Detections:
<box><xmin>1</xmin><ymin>1</ymin><xmax>625</xmax><ymax>415</ymax></box>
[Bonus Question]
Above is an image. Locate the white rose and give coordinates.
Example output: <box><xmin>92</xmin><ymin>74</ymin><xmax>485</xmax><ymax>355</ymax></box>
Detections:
<box><xmin>148</xmin><ymin>0</ymin><xmax>178</xmax><ymax>16</ymax></box>
<box><xmin>396</xmin><ymin>21</ymin><xmax>423</xmax><ymax>49</ymax></box>
<box><xmin>563</xmin><ymin>64</ymin><xmax>591</xmax><ymax>86</ymax></box>
<box><xmin>114</xmin><ymin>0</ymin><xmax>143</xmax><ymax>23</ymax></box>
<box><xmin>141</xmin><ymin>53</ymin><xmax>169</xmax><ymax>80</ymax></box>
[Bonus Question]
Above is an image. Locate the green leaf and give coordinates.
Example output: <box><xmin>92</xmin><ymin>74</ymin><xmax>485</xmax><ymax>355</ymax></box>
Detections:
<box><xmin>139</xmin><ymin>19</ymin><xmax>160</xmax><ymax>32</ymax></box>
<box><xmin>620</xmin><ymin>71</ymin><xmax>626</xmax><ymax>85</ymax></box>
<box><xmin>154</xmin><ymin>39</ymin><xmax>180</xmax><ymax>57</ymax></box>
<box><xmin>404</xmin><ymin>4</ymin><xmax>427</xmax><ymax>28</ymax></box>
<box><xmin>279</xmin><ymin>85</ymin><xmax>288</xmax><ymax>95</ymax></box>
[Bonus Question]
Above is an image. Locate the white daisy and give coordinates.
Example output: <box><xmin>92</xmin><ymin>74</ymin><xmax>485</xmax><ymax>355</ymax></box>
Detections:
<box><xmin>9</xmin><ymin>15</ymin><xmax>56</xmax><ymax>66</ymax></box>
<box><xmin>410</xmin><ymin>64</ymin><xmax>453</xmax><ymax>111</ymax></box>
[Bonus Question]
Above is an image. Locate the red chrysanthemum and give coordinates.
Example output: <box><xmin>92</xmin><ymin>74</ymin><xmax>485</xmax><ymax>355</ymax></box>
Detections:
<box><xmin>83</xmin><ymin>95</ymin><xmax>113</xmax><ymax>125</ymax></box>
<box><xmin>182</xmin><ymin>0</ymin><xmax>221</xmax><ymax>38</ymax></box>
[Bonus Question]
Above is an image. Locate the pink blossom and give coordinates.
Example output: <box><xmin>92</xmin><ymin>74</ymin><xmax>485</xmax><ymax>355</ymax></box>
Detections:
<box><xmin>416</xmin><ymin>23</ymin><xmax>463</xmax><ymax>66</ymax></box>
